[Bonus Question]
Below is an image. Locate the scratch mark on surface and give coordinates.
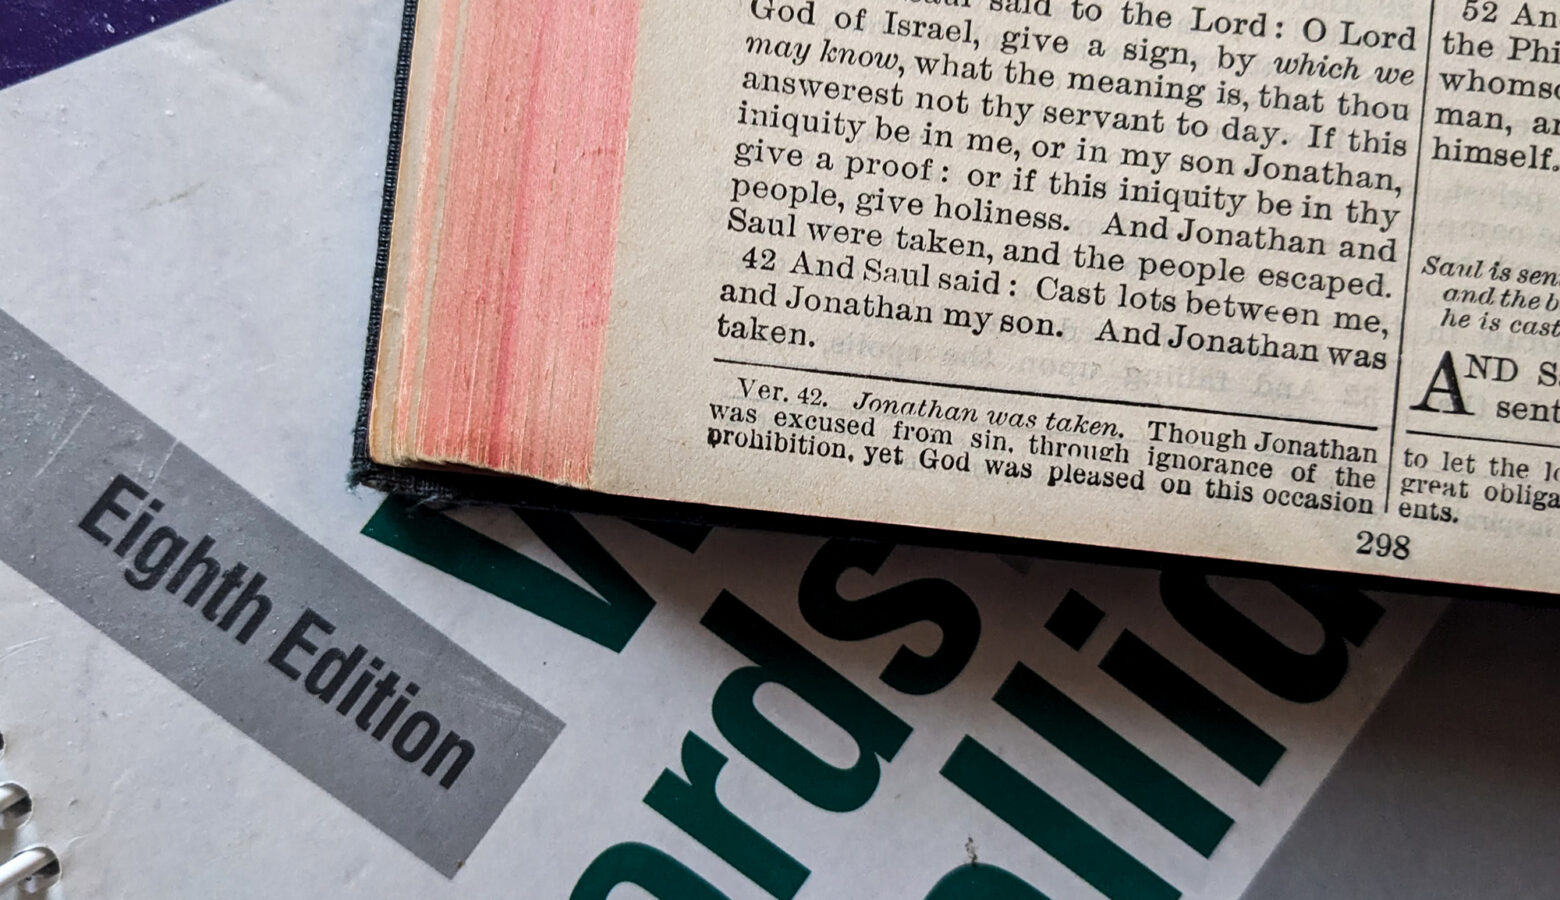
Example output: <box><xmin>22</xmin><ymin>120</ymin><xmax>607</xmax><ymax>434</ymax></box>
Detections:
<box><xmin>148</xmin><ymin>439</ymin><xmax>182</xmax><ymax>486</ymax></box>
<box><xmin>34</xmin><ymin>404</ymin><xmax>93</xmax><ymax>479</ymax></box>
<box><xmin>0</xmin><ymin>637</ymin><xmax>47</xmax><ymax>662</ymax></box>
<box><xmin>142</xmin><ymin>180</ymin><xmax>207</xmax><ymax>211</ymax></box>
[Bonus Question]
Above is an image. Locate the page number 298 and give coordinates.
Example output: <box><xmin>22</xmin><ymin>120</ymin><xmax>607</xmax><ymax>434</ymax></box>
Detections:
<box><xmin>1357</xmin><ymin>531</ymin><xmax>1411</xmax><ymax>560</ymax></box>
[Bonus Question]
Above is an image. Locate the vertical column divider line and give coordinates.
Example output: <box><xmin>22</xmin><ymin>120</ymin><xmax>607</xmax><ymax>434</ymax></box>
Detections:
<box><xmin>1383</xmin><ymin>0</ymin><xmax>1441</xmax><ymax>508</ymax></box>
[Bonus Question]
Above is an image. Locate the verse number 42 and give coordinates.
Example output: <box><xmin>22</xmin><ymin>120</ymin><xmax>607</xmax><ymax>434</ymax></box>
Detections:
<box><xmin>742</xmin><ymin>247</ymin><xmax>776</xmax><ymax>271</ymax></box>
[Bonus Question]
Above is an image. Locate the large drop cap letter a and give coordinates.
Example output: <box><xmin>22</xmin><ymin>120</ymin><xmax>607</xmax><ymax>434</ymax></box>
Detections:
<box><xmin>1409</xmin><ymin>351</ymin><xmax>1473</xmax><ymax>415</ymax></box>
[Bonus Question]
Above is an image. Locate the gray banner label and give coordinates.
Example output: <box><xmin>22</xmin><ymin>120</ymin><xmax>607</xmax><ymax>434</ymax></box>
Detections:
<box><xmin>0</xmin><ymin>310</ymin><xmax>561</xmax><ymax>876</ymax></box>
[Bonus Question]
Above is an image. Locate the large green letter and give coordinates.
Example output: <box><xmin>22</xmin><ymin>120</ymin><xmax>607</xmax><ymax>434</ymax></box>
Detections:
<box><xmin>362</xmin><ymin>498</ymin><xmax>654</xmax><ymax>652</ymax></box>
<box><xmin>798</xmin><ymin>539</ymin><xmax>980</xmax><ymax>695</ymax></box>
<box><xmin>643</xmin><ymin>733</ymin><xmax>810</xmax><ymax>899</ymax></box>
<box><xmin>570</xmin><ymin>843</ymin><xmax>730</xmax><ymax>900</ymax></box>
<box><xmin>704</xmin><ymin>591</ymin><xmax>913</xmax><ymax>813</ymax></box>
<box><xmin>924</xmin><ymin>864</ymin><xmax>1050</xmax><ymax>900</ymax></box>
<box><xmin>1161</xmin><ymin>571</ymin><xmax>1383</xmax><ymax>703</ymax></box>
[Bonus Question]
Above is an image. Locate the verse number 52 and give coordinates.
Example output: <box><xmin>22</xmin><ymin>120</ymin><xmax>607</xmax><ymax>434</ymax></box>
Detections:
<box><xmin>1464</xmin><ymin>0</ymin><xmax>1497</xmax><ymax>22</ymax></box>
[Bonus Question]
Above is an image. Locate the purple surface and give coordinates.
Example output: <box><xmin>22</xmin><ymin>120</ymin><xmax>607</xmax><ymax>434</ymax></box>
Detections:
<box><xmin>1</xmin><ymin>0</ymin><xmax>234</xmax><ymax>90</ymax></box>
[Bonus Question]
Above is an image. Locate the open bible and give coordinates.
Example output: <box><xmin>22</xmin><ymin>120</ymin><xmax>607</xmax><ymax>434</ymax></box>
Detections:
<box><xmin>358</xmin><ymin>0</ymin><xmax>1560</xmax><ymax>594</ymax></box>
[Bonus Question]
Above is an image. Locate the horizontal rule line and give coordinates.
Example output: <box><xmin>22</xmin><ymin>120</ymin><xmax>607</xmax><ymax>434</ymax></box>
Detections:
<box><xmin>713</xmin><ymin>358</ymin><xmax>1380</xmax><ymax>433</ymax></box>
<box><xmin>1405</xmin><ymin>429</ymin><xmax>1560</xmax><ymax>453</ymax></box>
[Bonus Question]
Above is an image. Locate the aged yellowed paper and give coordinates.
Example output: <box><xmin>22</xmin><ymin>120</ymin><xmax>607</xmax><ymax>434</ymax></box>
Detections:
<box><xmin>597</xmin><ymin>0</ymin><xmax>1560</xmax><ymax>592</ymax></box>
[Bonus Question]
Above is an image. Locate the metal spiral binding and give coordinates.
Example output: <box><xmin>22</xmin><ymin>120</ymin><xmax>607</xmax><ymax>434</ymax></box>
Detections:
<box><xmin>0</xmin><ymin>731</ymin><xmax>62</xmax><ymax>894</ymax></box>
